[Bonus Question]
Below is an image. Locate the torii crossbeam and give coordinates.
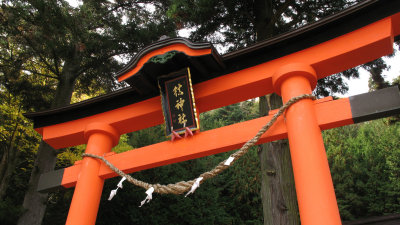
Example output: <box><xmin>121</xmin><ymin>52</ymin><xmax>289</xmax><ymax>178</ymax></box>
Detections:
<box><xmin>24</xmin><ymin>1</ymin><xmax>400</xmax><ymax>225</ymax></box>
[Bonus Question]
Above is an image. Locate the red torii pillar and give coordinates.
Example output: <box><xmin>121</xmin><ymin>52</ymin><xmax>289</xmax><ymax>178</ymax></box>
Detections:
<box><xmin>273</xmin><ymin>64</ymin><xmax>341</xmax><ymax>224</ymax></box>
<box><xmin>65</xmin><ymin>123</ymin><xmax>120</xmax><ymax>225</ymax></box>
<box><xmin>26</xmin><ymin>5</ymin><xmax>400</xmax><ymax>225</ymax></box>
<box><xmin>65</xmin><ymin>64</ymin><xmax>342</xmax><ymax>225</ymax></box>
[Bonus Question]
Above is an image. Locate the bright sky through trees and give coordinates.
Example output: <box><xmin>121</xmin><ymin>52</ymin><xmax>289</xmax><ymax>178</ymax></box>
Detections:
<box><xmin>344</xmin><ymin>50</ymin><xmax>399</xmax><ymax>96</ymax></box>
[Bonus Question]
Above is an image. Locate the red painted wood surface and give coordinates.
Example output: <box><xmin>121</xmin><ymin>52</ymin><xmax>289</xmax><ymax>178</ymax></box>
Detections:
<box><xmin>117</xmin><ymin>44</ymin><xmax>212</xmax><ymax>82</ymax></box>
<box><xmin>274</xmin><ymin>64</ymin><xmax>340</xmax><ymax>224</ymax></box>
<box><xmin>38</xmin><ymin>15</ymin><xmax>397</xmax><ymax>149</ymax></box>
<box><xmin>61</xmin><ymin>97</ymin><xmax>352</xmax><ymax>188</ymax></box>
<box><xmin>65</xmin><ymin>123</ymin><xmax>119</xmax><ymax>225</ymax></box>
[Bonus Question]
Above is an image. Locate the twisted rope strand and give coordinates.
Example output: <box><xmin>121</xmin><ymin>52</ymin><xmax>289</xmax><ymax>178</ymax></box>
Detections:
<box><xmin>83</xmin><ymin>94</ymin><xmax>315</xmax><ymax>195</ymax></box>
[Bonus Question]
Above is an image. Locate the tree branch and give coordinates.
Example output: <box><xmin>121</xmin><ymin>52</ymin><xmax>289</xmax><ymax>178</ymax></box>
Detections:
<box><xmin>52</xmin><ymin>49</ymin><xmax>61</xmax><ymax>76</ymax></box>
<box><xmin>19</xmin><ymin>33</ymin><xmax>60</xmax><ymax>77</ymax></box>
<box><xmin>76</xmin><ymin>50</ymin><xmax>133</xmax><ymax>76</ymax></box>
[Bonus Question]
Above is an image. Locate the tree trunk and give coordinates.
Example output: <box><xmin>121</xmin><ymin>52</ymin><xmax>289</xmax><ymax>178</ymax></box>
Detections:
<box><xmin>0</xmin><ymin>149</ymin><xmax>9</xmax><ymax>199</ymax></box>
<box><xmin>0</xmin><ymin>141</ymin><xmax>21</xmax><ymax>200</ymax></box>
<box><xmin>0</xmin><ymin>117</ymin><xmax>22</xmax><ymax>200</ymax></box>
<box><xmin>258</xmin><ymin>95</ymin><xmax>300</xmax><ymax>225</ymax></box>
<box><xmin>17</xmin><ymin>141</ymin><xmax>58</xmax><ymax>225</ymax></box>
<box><xmin>0</xmin><ymin>147</ymin><xmax>9</xmax><ymax>193</ymax></box>
<box><xmin>18</xmin><ymin>68</ymin><xmax>77</xmax><ymax>225</ymax></box>
<box><xmin>254</xmin><ymin>0</ymin><xmax>274</xmax><ymax>40</ymax></box>
<box><xmin>254</xmin><ymin>0</ymin><xmax>300</xmax><ymax>224</ymax></box>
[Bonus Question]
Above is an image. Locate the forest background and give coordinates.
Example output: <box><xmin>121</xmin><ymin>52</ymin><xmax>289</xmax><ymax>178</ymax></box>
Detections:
<box><xmin>0</xmin><ymin>0</ymin><xmax>399</xmax><ymax>225</ymax></box>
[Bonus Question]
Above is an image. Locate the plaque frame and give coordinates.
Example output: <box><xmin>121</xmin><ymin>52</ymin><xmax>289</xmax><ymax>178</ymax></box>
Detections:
<box><xmin>158</xmin><ymin>67</ymin><xmax>199</xmax><ymax>136</ymax></box>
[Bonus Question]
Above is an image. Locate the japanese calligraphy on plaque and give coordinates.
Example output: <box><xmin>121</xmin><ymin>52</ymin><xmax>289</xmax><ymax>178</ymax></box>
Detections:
<box><xmin>158</xmin><ymin>68</ymin><xmax>199</xmax><ymax>136</ymax></box>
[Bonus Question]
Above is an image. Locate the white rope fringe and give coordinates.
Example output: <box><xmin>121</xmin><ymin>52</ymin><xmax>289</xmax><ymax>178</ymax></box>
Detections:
<box><xmin>108</xmin><ymin>177</ymin><xmax>127</xmax><ymax>201</ymax></box>
<box><xmin>185</xmin><ymin>177</ymin><xmax>203</xmax><ymax>197</ymax></box>
<box><xmin>139</xmin><ymin>187</ymin><xmax>155</xmax><ymax>207</ymax></box>
<box><xmin>224</xmin><ymin>156</ymin><xmax>235</xmax><ymax>166</ymax></box>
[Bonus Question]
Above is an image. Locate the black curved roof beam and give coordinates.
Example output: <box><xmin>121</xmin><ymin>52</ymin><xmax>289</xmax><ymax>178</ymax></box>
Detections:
<box><xmin>115</xmin><ymin>37</ymin><xmax>225</xmax><ymax>96</ymax></box>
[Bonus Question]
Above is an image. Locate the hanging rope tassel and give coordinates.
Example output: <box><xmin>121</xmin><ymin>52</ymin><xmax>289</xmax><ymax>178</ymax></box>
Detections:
<box><xmin>185</xmin><ymin>177</ymin><xmax>203</xmax><ymax>197</ymax></box>
<box><xmin>117</xmin><ymin>177</ymin><xmax>126</xmax><ymax>189</ymax></box>
<box><xmin>108</xmin><ymin>177</ymin><xmax>126</xmax><ymax>201</ymax></box>
<box><xmin>224</xmin><ymin>156</ymin><xmax>235</xmax><ymax>166</ymax></box>
<box><xmin>139</xmin><ymin>187</ymin><xmax>154</xmax><ymax>207</ymax></box>
<box><xmin>108</xmin><ymin>189</ymin><xmax>118</xmax><ymax>201</ymax></box>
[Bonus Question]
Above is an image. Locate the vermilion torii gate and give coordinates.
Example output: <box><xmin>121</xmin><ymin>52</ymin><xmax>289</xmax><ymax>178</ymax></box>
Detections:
<box><xmin>25</xmin><ymin>1</ymin><xmax>400</xmax><ymax>225</ymax></box>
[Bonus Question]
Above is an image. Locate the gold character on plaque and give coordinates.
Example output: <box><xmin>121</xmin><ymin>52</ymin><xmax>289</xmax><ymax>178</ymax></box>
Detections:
<box><xmin>175</xmin><ymin>98</ymin><xmax>185</xmax><ymax>111</ymax></box>
<box><xmin>173</xmin><ymin>83</ymin><xmax>184</xmax><ymax>97</ymax></box>
<box><xmin>178</xmin><ymin>113</ymin><xmax>187</xmax><ymax>125</ymax></box>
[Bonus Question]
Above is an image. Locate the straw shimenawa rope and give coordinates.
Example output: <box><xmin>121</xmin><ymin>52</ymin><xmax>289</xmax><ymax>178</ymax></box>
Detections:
<box><xmin>83</xmin><ymin>94</ymin><xmax>315</xmax><ymax>195</ymax></box>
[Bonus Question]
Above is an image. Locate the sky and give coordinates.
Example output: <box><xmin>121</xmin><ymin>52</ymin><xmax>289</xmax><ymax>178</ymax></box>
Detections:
<box><xmin>67</xmin><ymin>0</ymin><xmax>399</xmax><ymax>98</ymax></box>
<box><xmin>342</xmin><ymin>49</ymin><xmax>399</xmax><ymax>97</ymax></box>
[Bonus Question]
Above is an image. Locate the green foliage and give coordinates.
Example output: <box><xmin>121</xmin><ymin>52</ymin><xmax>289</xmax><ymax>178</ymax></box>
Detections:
<box><xmin>127</xmin><ymin>125</ymin><xmax>168</xmax><ymax>149</ymax></box>
<box><xmin>42</xmin><ymin>188</ymin><xmax>75</xmax><ymax>225</ymax></box>
<box><xmin>1</xmin><ymin>1</ymin><xmax>177</xmax><ymax>223</ymax></box>
<box><xmin>324</xmin><ymin>120</ymin><xmax>400</xmax><ymax>220</ymax></box>
<box><xmin>0</xmin><ymin>31</ymin><xmax>55</xmax><ymax>111</ymax></box>
<box><xmin>0</xmin><ymin>91</ymin><xmax>40</xmax><ymax>224</ymax></box>
<box><xmin>0</xmin><ymin>0</ymin><xmax>180</xmax><ymax>115</ymax></box>
<box><xmin>166</xmin><ymin>0</ymin><xmax>359</xmax><ymax>49</ymax></box>
<box><xmin>96</xmin><ymin>157</ymin><xmax>235</xmax><ymax>225</ymax></box>
<box><xmin>56</xmin><ymin>146</ymin><xmax>84</xmax><ymax>169</ymax></box>
<box><xmin>0</xmin><ymin>198</ymin><xmax>23</xmax><ymax>225</ymax></box>
<box><xmin>113</xmin><ymin>134</ymin><xmax>134</xmax><ymax>154</ymax></box>
<box><xmin>200</xmin><ymin>102</ymin><xmax>263</xmax><ymax>224</ymax></box>
<box><xmin>200</xmin><ymin>100</ymin><xmax>258</xmax><ymax>131</ymax></box>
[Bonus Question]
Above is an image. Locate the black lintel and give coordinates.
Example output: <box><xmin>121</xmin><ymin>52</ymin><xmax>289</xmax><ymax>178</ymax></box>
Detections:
<box><xmin>37</xmin><ymin>169</ymin><xmax>65</xmax><ymax>193</ymax></box>
<box><xmin>350</xmin><ymin>86</ymin><xmax>400</xmax><ymax>124</ymax></box>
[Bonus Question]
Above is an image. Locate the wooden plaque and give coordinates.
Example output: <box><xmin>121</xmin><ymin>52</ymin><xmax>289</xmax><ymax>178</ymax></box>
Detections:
<box><xmin>158</xmin><ymin>68</ymin><xmax>199</xmax><ymax>136</ymax></box>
